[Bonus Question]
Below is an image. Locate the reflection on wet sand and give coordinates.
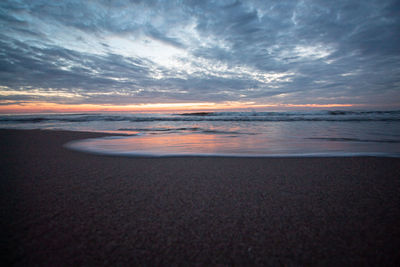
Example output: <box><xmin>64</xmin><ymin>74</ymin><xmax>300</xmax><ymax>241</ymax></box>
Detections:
<box><xmin>68</xmin><ymin>131</ymin><xmax>385</xmax><ymax>156</ymax></box>
<box><xmin>95</xmin><ymin>133</ymin><xmax>263</xmax><ymax>154</ymax></box>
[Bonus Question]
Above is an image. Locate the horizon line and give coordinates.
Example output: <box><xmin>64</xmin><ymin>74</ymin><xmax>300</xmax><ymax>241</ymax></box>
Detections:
<box><xmin>0</xmin><ymin>101</ymin><xmax>366</xmax><ymax>114</ymax></box>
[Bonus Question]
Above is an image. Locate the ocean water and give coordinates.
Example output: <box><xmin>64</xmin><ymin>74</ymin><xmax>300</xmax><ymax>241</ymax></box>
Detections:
<box><xmin>1</xmin><ymin>110</ymin><xmax>400</xmax><ymax>157</ymax></box>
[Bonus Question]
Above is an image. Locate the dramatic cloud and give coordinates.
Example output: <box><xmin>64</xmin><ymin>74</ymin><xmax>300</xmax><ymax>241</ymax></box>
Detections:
<box><xmin>0</xmin><ymin>0</ymin><xmax>399</xmax><ymax>109</ymax></box>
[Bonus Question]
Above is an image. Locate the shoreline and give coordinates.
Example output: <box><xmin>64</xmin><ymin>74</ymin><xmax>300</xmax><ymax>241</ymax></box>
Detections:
<box><xmin>1</xmin><ymin>129</ymin><xmax>400</xmax><ymax>265</ymax></box>
<box><xmin>59</xmin><ymin>128</ymin><xmax>400</xmax><ymax>158</ymax></box>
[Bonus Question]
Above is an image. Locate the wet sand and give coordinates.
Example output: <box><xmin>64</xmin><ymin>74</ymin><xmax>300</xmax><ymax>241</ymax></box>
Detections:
<box><xmin>1</xmin><ymin>129</ymin><xmax>399</xmax><ymax>266</ymax></box>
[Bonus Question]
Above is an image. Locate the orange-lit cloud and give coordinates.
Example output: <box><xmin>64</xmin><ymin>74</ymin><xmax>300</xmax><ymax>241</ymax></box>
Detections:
<box><xmin>283</xmin><ymin>104</ymin><xmax>354</xmax><ymax>108</ymax></box>
<box><xmin>0</xmin><ymin>101</ymin><xmax>356</xmax><ymax>114</ymax></box>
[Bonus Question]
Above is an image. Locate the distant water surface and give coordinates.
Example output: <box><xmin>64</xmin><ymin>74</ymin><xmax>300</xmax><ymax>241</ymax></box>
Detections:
<box><xmin>1</xmin><ymin>110</ymin><xmax>400</xmax><ymax>157</ymax></box>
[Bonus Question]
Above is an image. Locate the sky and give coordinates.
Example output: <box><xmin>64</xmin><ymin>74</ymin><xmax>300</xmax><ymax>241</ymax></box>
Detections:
<box><xmin>0</xmin><ymin>0</ymin><xmax>399</xmax><ymax>112</ymax></box>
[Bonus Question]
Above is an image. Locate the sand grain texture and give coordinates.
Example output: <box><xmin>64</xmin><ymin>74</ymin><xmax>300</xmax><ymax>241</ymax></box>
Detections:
<box><xmin>1</xmin><ymin>129</ymin><xmax>400</xmax><ymax>266</ymax></box>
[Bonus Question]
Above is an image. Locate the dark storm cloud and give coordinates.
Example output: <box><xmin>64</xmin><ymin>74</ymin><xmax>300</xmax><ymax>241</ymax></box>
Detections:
<box><xmin>0</xmin><ymin>0</ymin><xmax>399</xmax><ymax>107</ymax></box>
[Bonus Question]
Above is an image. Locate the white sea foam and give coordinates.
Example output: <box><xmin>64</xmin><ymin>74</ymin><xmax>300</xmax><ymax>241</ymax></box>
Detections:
<box><xmin>65</xmin><ymin>139</ymin><xmax>400</xmax><ymax>158</ymax></box>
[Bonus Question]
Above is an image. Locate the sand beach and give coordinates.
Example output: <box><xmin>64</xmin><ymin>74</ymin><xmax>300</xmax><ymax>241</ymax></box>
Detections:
<box><xmin>1</xmin><ymin>129</ymin><xmax>399</xmax><ymax>265</ymax></box>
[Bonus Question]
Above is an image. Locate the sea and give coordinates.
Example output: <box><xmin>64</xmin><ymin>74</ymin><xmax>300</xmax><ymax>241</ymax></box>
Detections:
<box><xmin>1</xmin><ymin>110</ymin><xmax>400</xmax><ymax>157</ymax></box>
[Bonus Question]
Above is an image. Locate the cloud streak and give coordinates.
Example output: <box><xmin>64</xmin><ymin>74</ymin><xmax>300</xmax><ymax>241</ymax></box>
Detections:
<box><xmin>0</xmin><ymin>0</ymin><xmax>399</xmax><ymax>109</ymax></box>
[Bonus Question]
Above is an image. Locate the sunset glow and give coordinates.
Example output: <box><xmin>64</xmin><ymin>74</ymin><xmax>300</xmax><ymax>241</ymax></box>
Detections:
<box><xmin>0</xmin><ymin>101</ymin><xmax>356</xmax><ymax>114</ymax></box>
